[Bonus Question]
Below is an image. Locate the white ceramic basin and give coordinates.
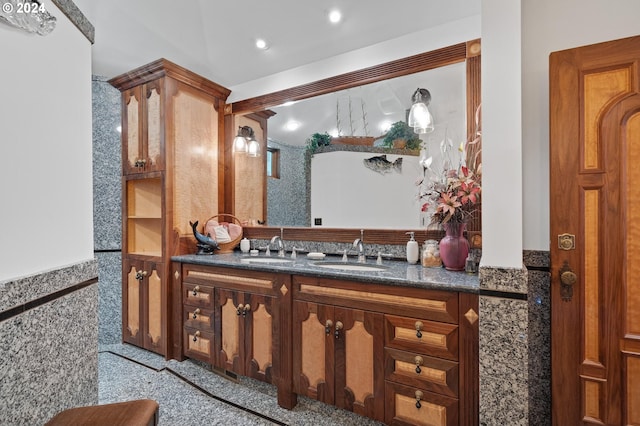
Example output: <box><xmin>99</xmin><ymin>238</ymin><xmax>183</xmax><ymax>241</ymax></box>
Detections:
<box><xmin>240</xmin><ymin>257</ymin><xmax>294</xmax><ymax>264</ymax></box>
<box><xmin>313</xmin><ymin>261</ymin><xmax>388</xmax><ymax>272</ymax></box>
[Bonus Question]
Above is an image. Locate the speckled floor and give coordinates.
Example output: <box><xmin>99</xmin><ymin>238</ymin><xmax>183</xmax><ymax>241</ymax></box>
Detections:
<box><xmin>99</xmin><ymin>344</ymin><xmax>384</xmax><ymax>426</ymax></box>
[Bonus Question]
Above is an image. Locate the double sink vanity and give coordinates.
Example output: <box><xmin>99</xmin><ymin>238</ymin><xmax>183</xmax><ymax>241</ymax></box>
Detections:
<box><xmin>171</xmin><ymin>249</ymin><xmax>479</xmax><ymax>425</ymax></box>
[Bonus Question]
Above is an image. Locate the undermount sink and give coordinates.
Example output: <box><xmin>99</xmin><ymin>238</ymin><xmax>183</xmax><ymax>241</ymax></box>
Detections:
<box><xmin>240</xmin><ymin>257</ymin><xmax>294</xmax><ymax>265</ymax></box>
<box><xmin>313</xmin><ymin>261</ymin><xmax>389</xmax><ymax>272</ymax></box>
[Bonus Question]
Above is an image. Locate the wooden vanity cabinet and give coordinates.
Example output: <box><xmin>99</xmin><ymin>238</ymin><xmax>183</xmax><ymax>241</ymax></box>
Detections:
<box><xmin>110</xmin><ymin>59</ymin><xmax>230</xmax><ymax>358</ymax></box>
<box><xmin>177</xmin><ymin>264</ymin><xmax>291</xmax><ymax>394</ymax></box>
<box><xmin>292</xmin><ymin>275</ymin><xmax>478</xmax><ymax>426</ymax></box>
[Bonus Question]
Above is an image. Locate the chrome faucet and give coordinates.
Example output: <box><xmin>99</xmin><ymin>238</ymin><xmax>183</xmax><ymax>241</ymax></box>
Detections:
<box><xmin>353</xmin><ymin>238</ymin><xmax>366</xmax><ymax>263</ymax></box>
<box><xmin>270</xmin><ymin>228</ymin><xmax>285</xmax><ymax>257</ymax></box>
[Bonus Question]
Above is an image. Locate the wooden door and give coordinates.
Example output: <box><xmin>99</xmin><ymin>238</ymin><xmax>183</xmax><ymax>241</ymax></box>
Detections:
<box><xmin>215</xmin><ymin>288</ymin><xmax>243</xmax><ymax>374</ymax></box>
<box><xmin>333</xmin><ymin>307</ymin><xmax>385</xmax><ymax>422</ymax></box>
<box><xmin>550</xmin><ymin>35</ymin><xmax>640</xmax><ymax>425</ymax></box>
<box><xmin>292</xmin><ymin>300</ymin><xmax>335</xmax><ymax>405</ymax></box>
<box><xmin>244</xmin><ymin>293</ymin><xmax>276</xmax><ymax>383</ymax></box>
<box><xmin>122</xmin><ymin>258</ymin><xmax>143</xmax><ymax>346</ymax></box>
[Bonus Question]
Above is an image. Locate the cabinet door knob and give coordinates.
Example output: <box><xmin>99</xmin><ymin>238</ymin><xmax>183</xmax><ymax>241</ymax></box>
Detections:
<box><xmin>192</xmin><ymin>308</ymin><xmax>201</xmax><ymax>319</ymax></box>
<box><xmin>192</xmin><ymin>286</ymin><xmax>200</xmax><ymax>296</ymax></box>
<box><xmin>242</xmin><ymin>304</ymin><xmax>251</xmax><ymax>317</ymax></box>
<box><xmin>135</xmin><ymin>270</ymin><xmax>147</xmax><ymax>281</ymax></box>
<box><xmin>325</xmin><ymin>320</ymin><xmax>333</xmax><ymax>335</ymax></box>
<box><xmin>415</xmin><ymin>321</ymin><xmax>423</xmax><ymax>339</ymax></box>
<box><xmin>236</xmin><ymin>304</ymin><xmax>244</xmax><ymax>316</ymax></box>
<box><xmin>415</xmin><ymin>355</ymin><xmax>423</xmax><ymax>374</ymax></box>
<box><xmin>415</xmin><ymin>390</ymin><xmax>423</xmax><ymax>409</ymax></box>
<box><xmin>335</xmin><ymin>321</ymin><xmax>343</xmax><ymax>339</ymax></box>
<box><xmin>192</xmin><ymin>330</ymin><xmax>201</xmax><ymax>342</ymax></box>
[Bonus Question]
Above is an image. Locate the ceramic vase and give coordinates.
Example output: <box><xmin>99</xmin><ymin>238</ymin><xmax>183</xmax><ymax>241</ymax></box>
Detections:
<box><xmin>439</xmin><ymin>222</ymin><xmax>469</xmax><ymax>271</ymax></box>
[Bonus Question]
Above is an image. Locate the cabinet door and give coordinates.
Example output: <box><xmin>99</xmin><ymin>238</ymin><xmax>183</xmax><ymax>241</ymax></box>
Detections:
<box><xmin>142</xmin><ymin>261</ymin><xmax>165</xmax><ymax>355</ymax></box>
<box><xmin>215</xmin><ymin>288</ymin><xmax>243</xmax><ymax>374</ymax></box>
<box><xmin>244</xmin><ymin>293</ymin><xmax>276</xmax><ymax>384</ymax></box>
<box><xmin>334</xmin><ymin>307</ymin><xmax>385</xmax><ymax>422</ymax></box>
<box><xmin>122</xmin><ymin>259</ymin><xmax>165</xmax><ymax>355</ymax></box>
<box><xmin>141</xmin><ymin>80</ymin><xmax>163</xmax><ymax>173</ymax></box>
<box><xmin>122</xmin><ymin>86</ymin><xmax>143</xmax><ymax>174</ymax></box>
<box><xmin>122</xmin><ymin>258</ymin><xmax>144</xmax><ymax>346</ymax></box>
<box><xmin>292</xmin><ymin>300</ymin><xmax>335</xmax><ymax>405</ymax></box>
<box><xmin>122</xmin><ymin>81</ymin><xmax>164</xmax><ymax>175</ymax></box>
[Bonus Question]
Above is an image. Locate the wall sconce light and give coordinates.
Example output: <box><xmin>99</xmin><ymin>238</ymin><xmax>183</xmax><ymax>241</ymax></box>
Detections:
<box><xmin>232</xmin><ymin>125</ymin><xmax>261</xmax><ymax>157</ymax></box>
<box><xmin>408</xmin><ymin>88</ymin><xmax>434</xmax><ymax>134</ymax></box>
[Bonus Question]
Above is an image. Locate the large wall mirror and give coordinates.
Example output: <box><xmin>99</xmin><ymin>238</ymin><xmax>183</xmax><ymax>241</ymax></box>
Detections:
<box><xmin>228</xmin><ymin>40</ymin><xmax>481</xmax><ymax>245</ymax></box>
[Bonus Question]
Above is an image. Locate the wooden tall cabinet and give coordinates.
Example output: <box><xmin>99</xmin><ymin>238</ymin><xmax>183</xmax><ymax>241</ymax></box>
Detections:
<box><xmin>110</xmin><ymin>59</ymin><xmax>231</xmax><ymax>357</ymax></box>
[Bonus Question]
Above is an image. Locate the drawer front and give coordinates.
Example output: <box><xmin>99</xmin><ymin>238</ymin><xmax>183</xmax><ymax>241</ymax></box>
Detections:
<box><xmin>385</xmin><ymin>315</ymin><xmax>458</xmax><ymax>361</ymax></box>
<box><xmin>385</xmin><ymin>381</ymin><xmax>458</xmax><ymax>426</ymax></box>
<box><xmin>183</xmin><ymin>326</ymin><xmax>215</xmax><ymax>364</ymax></box>
<box><xmin>183</xmin><ymin>282</ymin><xmax>214</xmax><ymax>308</ymax></box>
<box><xmin>183</xmin><ymin>305</ymin><xmax>214</xmax><ymax>330</ymax></box>
<box><xmin>385</xmin><ymin>348</ymin><xmax>458</xmax><ymax>397</ymax></box>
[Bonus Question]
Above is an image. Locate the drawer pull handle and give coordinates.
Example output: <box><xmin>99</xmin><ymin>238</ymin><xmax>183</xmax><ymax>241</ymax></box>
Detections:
<box><xmin>415</xmin><ymin>321</ymin><xmax>423</xmax><ymax>339</ymax></box>
<box><xmin>192</xmin><ymin>286</ymin><xmax>200</xmax><ymax>296</ymax></box>
<box><xmin>236</xmin><ymin>304</ymin><xmax>244</xmax><ymax>316</ymax></box>
<box><xmin>192</xmin><ymin>308</ymin><xmax>201</xmax><ymax>319</ymax></box>
<box><xmin>242</xmin><ymin>304</ymin><xmax>251</xmax><ymax>317</ymax></box>
<box><xmin>325</xmin><ymin>320</ymin><xmax>333</xmax><ymax>335</ymax></box>
<box><xmin>415</xmin><ymin>356</ymin><xmax>423</xmax><ymax>374</ymax></box>
<box><xmin>335</xmin><ymin>321</ymin><xmax>343</xmax><ymax>339</ymax></box>
<box><xmin>192</xmin><ymin>330</ymin><xmax>201</xmax><ymax>342</ymax></box>
<box><xmin>415</xmin><ymin>390</ymin><xmax>423</xmax><ymax>409</ymax></box>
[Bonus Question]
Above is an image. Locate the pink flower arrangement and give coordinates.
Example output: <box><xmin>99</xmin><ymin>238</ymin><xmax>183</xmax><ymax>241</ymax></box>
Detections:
<box><xmin>418</xmin><ymin>166</ymin><xmax>481</xmax><ymax>225</ymax></box>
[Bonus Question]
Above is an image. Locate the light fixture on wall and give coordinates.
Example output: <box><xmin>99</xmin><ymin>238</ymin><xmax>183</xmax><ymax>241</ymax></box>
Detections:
<box><xmin>408</xmin><ymin>88</ymin><xmax>434</xmax><ymax>134</ymax></box>
<box><xmin>233</xmin><ymin>125</ymin><xmax>261</xmax><ymax>157</ymax></box>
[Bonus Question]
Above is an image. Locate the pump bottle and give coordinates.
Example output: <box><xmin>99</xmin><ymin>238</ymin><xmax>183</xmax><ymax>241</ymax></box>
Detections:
<box><xmin>406</xmin><ymin>232</ymin><xmax>419</xmax><ymax>264</ymax></box>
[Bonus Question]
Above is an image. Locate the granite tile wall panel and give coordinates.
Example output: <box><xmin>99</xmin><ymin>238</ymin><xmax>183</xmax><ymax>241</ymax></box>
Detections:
<box><xmin>267</xmin><ymin>140</ymin><xmax>308</xmax><ymax>227</ymax></box>
<box><xmin>479</xmin><ymin>295</ymin><xmax>529</xmax><ymax>425</ymax></box>
<box><xmin>479</xmin><ymin>264</ymin><xmax>528</xmax><ymax>294</ymax></box>
<box><xmin>0</xmin><ymin>282</ymin><xmax>98</xmax><ymax>424</ymax></box>
<box><xmin>92</xmin><ymin>76</ymin><xmax>122</xmax><ymax>251</ymax></box>
<box><xmin>0</xmin><ymin>259</ymin><xmax>97</xmax><ymax>312</ymax></box>
<box><xmin>97</xmin><ymin>251</ymin><xmax>121</xmax><ymax>345</ymax></box>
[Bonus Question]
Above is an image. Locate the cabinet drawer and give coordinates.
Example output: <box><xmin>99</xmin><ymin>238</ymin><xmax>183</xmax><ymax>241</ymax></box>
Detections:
<box><xmin>183</xmin><ymin>326</ymin><xmax>215</xmax><ymax>364</ymax></box>
<box><xmin>385</xmin><ymin>381</ymin><xmax>458</xmax><ymax>426</ymax></box>
<box><xmin>183</xmin><ymin>305</ymin><xmax>214</xmax><ymax>330</ymax></box>
<box><xmin>183</xmin><ymin>282</ymin><xmax>214</xmax><ymax>308</ymax></box>
<box><xmin>385</xmin><ymin>348</ymin><xmax>458</xmax><ymax>398</ymax></box>
<box><xmin>385</xmin><ymin>315</ymin><xmax>458</xmax><ymax>361</ymax></box>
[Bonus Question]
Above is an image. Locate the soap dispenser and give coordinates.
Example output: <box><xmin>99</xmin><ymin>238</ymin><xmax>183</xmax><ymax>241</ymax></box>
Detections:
<box><xmin>406</xmin><ymin>232</ymin><xmax>419</xmax><ymax>264</ymax></box>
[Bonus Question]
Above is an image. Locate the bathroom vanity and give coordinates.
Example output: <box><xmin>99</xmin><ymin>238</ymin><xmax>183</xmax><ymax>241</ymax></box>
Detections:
<box><xmin>171</xmin><ymin>252</ymin><xmax>479</xmax><ymax>425</ymax></box>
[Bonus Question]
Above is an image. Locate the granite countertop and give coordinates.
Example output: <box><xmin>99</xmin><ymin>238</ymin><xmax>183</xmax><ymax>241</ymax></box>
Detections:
<box><xmin>172</xmin><ymin>251</ymin><xmax>479</xmax><ymax>293</ymax></box>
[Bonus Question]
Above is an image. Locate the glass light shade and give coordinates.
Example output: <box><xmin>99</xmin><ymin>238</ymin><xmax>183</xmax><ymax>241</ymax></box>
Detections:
<box><xmin>247</xmin><ymin>139</ymin><xmax>260</xmax><ymax>157</ymax></box>
<box><xmin>233</xmin><ymin>135</ymin><xmax>248</xmax><ymax>153</ymax></box>
<box><xmin>408</xmin><ymin>103</ymin><xmax>434</xmax><ymax>134</ymax></box>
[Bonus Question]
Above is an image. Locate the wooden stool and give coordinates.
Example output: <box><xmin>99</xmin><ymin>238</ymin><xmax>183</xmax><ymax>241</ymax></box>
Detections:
<box><xmin>46</xmin><ymin>399</ymin><xmax>159</xmax><ymax>426</ymax></box>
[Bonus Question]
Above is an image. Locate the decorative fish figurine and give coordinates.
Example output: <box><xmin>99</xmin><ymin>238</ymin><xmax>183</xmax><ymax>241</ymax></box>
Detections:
<box><xmin>363</xmin><ymin>155</ymin><xmax>402</xmax><ymax>174</ymax></box>
<box><xmin>190</xmin><ymin>220</ymin><xmax>219</xmax><ymax>255</ymax></box>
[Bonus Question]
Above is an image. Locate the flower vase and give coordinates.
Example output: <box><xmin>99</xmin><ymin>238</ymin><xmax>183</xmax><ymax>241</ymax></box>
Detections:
<box><xmin>439</xmin><ymin>222</ymin><xmax>469</xmax><ymax>271</ymax></box>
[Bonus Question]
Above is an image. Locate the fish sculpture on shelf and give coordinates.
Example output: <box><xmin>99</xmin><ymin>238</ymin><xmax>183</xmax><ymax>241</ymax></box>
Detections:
<box><xmin>363</xmin><ymin>154</ymin><xmax>403</xmax><ymax>174</ymax></box>
<box><xmin>190</xmin><ymin>220</ymin><xmax>219</xmax><ymax>255</ymax></box>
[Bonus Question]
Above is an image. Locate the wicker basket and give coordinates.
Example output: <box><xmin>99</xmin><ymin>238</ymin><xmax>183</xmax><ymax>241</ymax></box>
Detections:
<box><xmin>203</xmin><ymin>214</ymin><xmax>243</xmax><ymax>253</ymax></box>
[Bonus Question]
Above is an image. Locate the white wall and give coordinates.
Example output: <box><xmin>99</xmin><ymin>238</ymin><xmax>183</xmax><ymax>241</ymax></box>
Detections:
<box><xmin>521</xmin><ymin>0</ymin><xmax>640</xmax><ymax>250</ymax></box>
<box><xmin>0</xmin><ymin>2</ymin><xmax>93</xmax><ymax>281</ymax></box>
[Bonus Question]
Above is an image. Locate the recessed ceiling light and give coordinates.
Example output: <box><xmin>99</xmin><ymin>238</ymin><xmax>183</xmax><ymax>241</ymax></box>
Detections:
<box><xmin>255</xmin><ymin>38</ymin><xmax>269</xmax><ymax>50</ymax></box>
<box><xmin>328</xmin><ymin>9</ymin><xmax>342</xmax><ymax>24</ymax></box>
<box><xmin>284</xmin><ymin>120</ymin><xmax>301</xmax><ymax>131</ymax></box>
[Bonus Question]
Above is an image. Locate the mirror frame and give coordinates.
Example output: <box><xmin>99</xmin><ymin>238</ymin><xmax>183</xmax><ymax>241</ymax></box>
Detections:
<box><xmin>227</xmin><ymin>39</ymin><xmax>481</xmax><ymax>247</ymax></box>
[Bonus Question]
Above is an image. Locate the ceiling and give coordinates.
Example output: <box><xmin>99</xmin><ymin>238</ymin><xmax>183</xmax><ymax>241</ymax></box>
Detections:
<box><xmin>73</xmin><ymin>0</ymin><xmax>480</xmax><ymax>146</ymax></box>
<box><xmin>73</xmin><ymin>0</ymin><xmax>480</xmax><ymax>89</ymax></box>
